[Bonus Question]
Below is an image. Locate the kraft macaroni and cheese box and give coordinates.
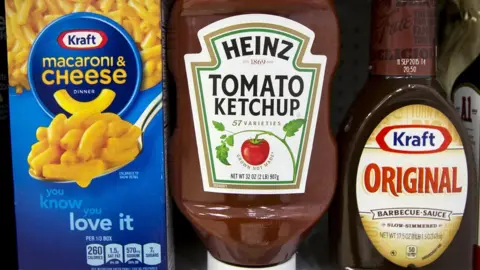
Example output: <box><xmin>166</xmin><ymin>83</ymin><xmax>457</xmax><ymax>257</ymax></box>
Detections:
<box><xmin>4</xmin><ymin>1</ymin><xmax>172</xmax><ymax>269</ymax></box>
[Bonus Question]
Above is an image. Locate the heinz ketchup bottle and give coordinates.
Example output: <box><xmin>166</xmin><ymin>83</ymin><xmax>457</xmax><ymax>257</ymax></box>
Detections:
<box><xmin>167</xmin><ymin>0</ymin><xmax>339</xmax><ymax>269</ymax></box>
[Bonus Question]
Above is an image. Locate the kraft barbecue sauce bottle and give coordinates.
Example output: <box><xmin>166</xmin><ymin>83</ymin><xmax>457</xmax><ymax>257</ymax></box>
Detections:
<box><xmin>330</xmin><ymin>0</ymin><xmax>479</xmax><ymax>269</ymax></box>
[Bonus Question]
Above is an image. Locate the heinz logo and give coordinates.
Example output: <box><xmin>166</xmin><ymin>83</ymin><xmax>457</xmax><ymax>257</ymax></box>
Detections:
<box><xmin>376</xmin><ymin>125</ymin><xmax>452</xmax><ymax>154</ymax></box>
<box><xmin>57</xmin><ymin>30</ymin><xmax>107</xmax><ymax>50</ymax></box>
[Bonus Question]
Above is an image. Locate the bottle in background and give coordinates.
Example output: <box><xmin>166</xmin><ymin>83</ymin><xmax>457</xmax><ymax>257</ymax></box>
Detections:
<box><xmin>439</xmin><ymin>0</ymin><xmax>480</xmax><ymax>267</ymax></box>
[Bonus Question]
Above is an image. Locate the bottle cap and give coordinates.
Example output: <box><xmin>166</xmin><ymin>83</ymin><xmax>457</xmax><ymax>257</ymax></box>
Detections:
<box><xmin>207</xmin><ymin>252</ymin><xmax>296</xmax><ymax>270</ymax></box>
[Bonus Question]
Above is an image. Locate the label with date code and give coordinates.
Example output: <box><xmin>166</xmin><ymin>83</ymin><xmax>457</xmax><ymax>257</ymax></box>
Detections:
<box><xmin>185</xmin><ymin>14</ymin><xmax>327</xmax><ymax>194</ymax></box>
<box><xmin>370</xmin><ymin>0</ymin><xmax>436</xmax><ymax>76</ymax></box>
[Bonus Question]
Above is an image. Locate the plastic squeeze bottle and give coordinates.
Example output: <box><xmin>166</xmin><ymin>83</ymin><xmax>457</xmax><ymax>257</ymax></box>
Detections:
<box><xmin>167</xmin><ymin>0</ymin><xmax>340</xmax><ymax>269</ymax></box>
<box><xmin>445</xmin><ymin>1</ymin><xmax>480</xmax><ymax>267</ymax></box>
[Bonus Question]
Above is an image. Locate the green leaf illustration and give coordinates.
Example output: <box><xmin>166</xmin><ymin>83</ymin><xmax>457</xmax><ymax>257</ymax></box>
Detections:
<box><xmin>213</xmin><ymin>121</ymin><xmax>225</xmax><ymax>131</ymax></box>
<box><xmin>220</xmin><ymin>135</ymin><xmax>227</xmax><ymax>139</ymax></box>
<box><xmin>215</xmin><ymin>143</ymin><xmax>230</xmax><ymax>165</ymax></box>
<box><xmin>283</xmin><ymin>119</ymin><xmax>306</xmax><ymax>137</ymax></box>
<box><xmin>225</xmin><ymin>135</ymin><xmax>234</xmax><ymax>146</ymax></box>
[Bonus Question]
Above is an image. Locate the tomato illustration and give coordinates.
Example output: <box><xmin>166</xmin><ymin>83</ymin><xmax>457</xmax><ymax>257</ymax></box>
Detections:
<box><xmin>241</xmin><ymin>139</ymin><xmax>270</xmax><ymax>166</ymax></box>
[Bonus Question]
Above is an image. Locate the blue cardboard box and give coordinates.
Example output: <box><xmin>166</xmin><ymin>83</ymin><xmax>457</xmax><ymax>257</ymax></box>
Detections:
<box><xmin>4</xmin><ymin>1</ymin><xmax>171</xmax><ymax>269</ymax></box>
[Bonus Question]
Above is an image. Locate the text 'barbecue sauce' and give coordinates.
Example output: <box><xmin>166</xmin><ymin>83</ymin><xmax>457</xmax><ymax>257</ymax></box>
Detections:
<box><xmin>331</xmin><ymin>0</ymin><xmax>478</xmax><ymax>269</ymax></box>
<box><xmin>167</xmin><ymin>0</ymin><xmax>339</xmax><ymax>269</ymax></box>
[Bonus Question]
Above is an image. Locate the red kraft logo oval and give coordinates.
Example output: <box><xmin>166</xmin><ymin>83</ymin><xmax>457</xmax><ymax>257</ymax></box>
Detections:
<box><xmin>376</xmin><ymin>125</ymin><xmax>452</xmax><ymax>154</ymax></box>
<box><xmin>57</xmin><ymin>30</ymin><xmax>108</xmax><ymax>50</ymax></box>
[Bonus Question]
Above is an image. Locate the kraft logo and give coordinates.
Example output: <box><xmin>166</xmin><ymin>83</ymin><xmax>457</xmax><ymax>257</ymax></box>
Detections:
<box><xmin>57</xmin><ymin>30</ymin><xmax>108</xmax><ymax>50</ymax></box>
<box><xmin>376</xmin><ymin>125</ymin><xmax>452</xmax><ymax>154</ymax></box>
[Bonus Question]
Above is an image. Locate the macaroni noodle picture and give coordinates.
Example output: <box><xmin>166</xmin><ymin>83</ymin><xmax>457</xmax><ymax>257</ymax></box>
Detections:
<box><xmin>5</xmin><ymin>0</ymin><xmax>162</xmax><ymax>93</ymax></box>
<box><xmin>28</xmin><ymin>110</ymin><xmax>141</xmax><ymax>188</ymax></box>
<box><xmin>54</xmin><ymin>88</ymin><xmax>116</xmax><ymax>114</ymax></box>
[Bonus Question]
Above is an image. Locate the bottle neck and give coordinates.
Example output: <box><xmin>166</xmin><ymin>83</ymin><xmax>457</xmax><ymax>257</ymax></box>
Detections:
<box><xmin>369</xmin><ymin>0</ymin><xmax>437</xmax><ymax>77</ymax></box>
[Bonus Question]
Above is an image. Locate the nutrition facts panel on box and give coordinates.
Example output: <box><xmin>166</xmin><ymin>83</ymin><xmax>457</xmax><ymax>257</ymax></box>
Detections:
<box><xmin>86</xmin><ymin>243</ymin><xmax>161</xmax><ymax>268</ymax></box>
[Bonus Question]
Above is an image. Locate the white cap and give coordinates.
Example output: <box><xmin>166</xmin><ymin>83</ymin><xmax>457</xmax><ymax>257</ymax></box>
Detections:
<box><xmin>207</xmin><ymin>252</ymin><xmax>296</xmax><ymax>270</ymax></box>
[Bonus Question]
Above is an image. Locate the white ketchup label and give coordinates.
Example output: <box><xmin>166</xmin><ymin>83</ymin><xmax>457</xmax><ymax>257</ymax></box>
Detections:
<box><xmin>184</xmin><ymin>14</ymin><xmax>327</xmax><ymax>194</ymax></box>
<box><xmin>356</xmin><ymin>104</ymin><xmax>468</xmax><ymax>268</ymax></box>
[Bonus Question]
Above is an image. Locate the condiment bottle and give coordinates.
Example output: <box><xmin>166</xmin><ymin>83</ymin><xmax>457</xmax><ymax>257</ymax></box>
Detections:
<box><xmin>444</xmin><ymin>2</ymin><xmax>480</xmax><ymax>268</ymax></box>
<box><xmin>167</xmin><ymin>0</ymin><xmax>339</xmax><ymax>268</ymax></box>
<box><xmin>451</xmin><ymin>53</ymin><xmax>480</xmax><ymax>270</ymax></box>
<box><xmin>330</xmin><ymin>0</ymin><xmax>478</xmax><ymax>269</ymax></box>
<box><xmin>438</xmin><ymin>0</ymin><xmax>480</xmax><ymax>97</ymax></box>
